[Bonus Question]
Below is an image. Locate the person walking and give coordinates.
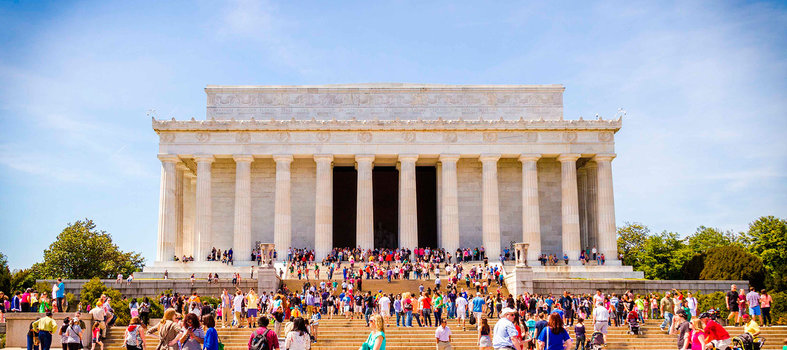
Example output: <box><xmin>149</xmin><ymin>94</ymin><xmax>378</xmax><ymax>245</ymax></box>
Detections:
<box><xmin>284</xmin><ymin>317</ymin><xmax>311</xmax><ymax>350</ymax></box>
<box><xmin>492</xmin><ymin>308</ymin><xmax>520</xmax><ymax>350</ymax></box>
<box><xmin>435</xmin><ymin>318</ymin><xmax>452</xmax><ymax>350</ymax></box>
<box><xmin>591</xmin><ymin>302</ymin><xmax>609</xmax><ymax>344</ymax></box>
<box><xmin>574</xmin><ymin>318</ymin><xmax>586</xmax><ymax>350</ymax></box>
<box><xmin>249</xmin><ymin>316</ymin><xmax>279</xmax><ymax>350</ymax></box>
<box><xmin>33</xmin><ymin>311</ymin><xmax>58</xmax><ymax>350</ymax></box>
<box><xmin>537</xmin><ymin>313</ymin><xmax>573</xmax><ymax>350</ymax></box>
<box><xmin>477</xmin><ymin>317</ymin><xmax>492</xmax><ymax>350</ymax></box>
<box><xmin>122</xmin><ymin>317</ymin><xmax>145</xmax><ymax>350</ymax></box>
<box><xmin>660</xmin><ymin>292</ymin><xmax>675</xmax><ymax>333</ymax></box>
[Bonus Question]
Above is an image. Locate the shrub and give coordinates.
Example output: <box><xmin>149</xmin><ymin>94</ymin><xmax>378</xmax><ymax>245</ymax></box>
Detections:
<box><xmin>700</xmin><ymin>246</ymin><xmax>766</xmax><ymax>289</ymax></box>
<box><xmin>79</xmin><ymin>277</ymin><xmax>122</xmax><ymax>310</ymax></box>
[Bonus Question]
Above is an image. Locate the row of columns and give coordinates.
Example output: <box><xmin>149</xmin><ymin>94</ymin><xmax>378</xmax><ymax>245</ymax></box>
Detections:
<box><xmin>156</xmin><ymin>153</ymin><xmax>618</xmax><ymax>264</ymax></box>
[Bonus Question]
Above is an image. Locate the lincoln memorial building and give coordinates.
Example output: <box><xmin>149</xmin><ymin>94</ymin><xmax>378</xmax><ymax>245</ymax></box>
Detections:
<box><xmin>147</xmin><ymin>84</ymin><xmax>626</xmax><ymax>274</ymax></box>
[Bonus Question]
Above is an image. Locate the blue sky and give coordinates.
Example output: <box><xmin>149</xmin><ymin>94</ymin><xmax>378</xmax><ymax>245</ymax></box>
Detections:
<box><xmin>1</xmin><ymin>1</ymin><xmax>785</xmax><ymax>270</ymax></box>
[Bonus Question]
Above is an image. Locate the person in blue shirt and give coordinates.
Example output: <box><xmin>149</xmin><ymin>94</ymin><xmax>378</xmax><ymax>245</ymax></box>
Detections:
<box><xmin>471</xmin><ymin>293</ymin><xmax>485</xmax><ymax>321</ymax></box>
<box><xmin>55</xmin><ymin>278</ymin><xmax>65</xmax><ymax>312</ymax></box>
<box><xmin>202</xmin><ymin>314</ymin><xmax>218</xmax><ymax>350</ymax></box>
<box><xmin>538</xmin><ymin>313</ymin><xmax>572</xmax><ymax>350</ymax></box>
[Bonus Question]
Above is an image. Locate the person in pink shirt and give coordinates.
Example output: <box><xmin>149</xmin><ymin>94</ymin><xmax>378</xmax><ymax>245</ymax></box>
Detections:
<box><xmin>760</xmin><ymin>290</ymin><xmax>773</xmax><ymax>327</ymax></box>
<box><xmin>689</xmin><ymin>319</ymin><xmax>705</xmax><ymax>350</ymax></box>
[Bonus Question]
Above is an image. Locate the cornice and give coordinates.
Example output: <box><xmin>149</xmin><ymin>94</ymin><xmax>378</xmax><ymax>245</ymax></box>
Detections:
<box><xmin>152</xmin><ymin>117</ymin><xmax>622</xmax><ymax>132</ymax></box>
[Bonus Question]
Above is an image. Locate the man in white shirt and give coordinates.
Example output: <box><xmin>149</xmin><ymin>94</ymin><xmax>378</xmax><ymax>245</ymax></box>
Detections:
<box><xmin>592</xmin><ymin>302</ymin><xmax>610</xmax><ymax>343</ymax></box>
<box><xmin>435</xmin><ymin>318</ymin><xmax>453</xmax><ymax>350</ymax></box>
<box><xmin>492</xmin><ymin>308</ymin><xmax>520</xmax><ymax>350</ymax></box>
<box><xmin>89</xmin><ymin>302</ymin><xmax>106</xmax><ymax>338</ymax></box>
<box><xmin>233</xmin><ymin>291</ymin><xmax>244</xmax><ymax>328</ymax></box>
<box><xmin>379</xmin><ymin>294</ymin><xmax>391</xmax><ymax>324</ymax></box>
<box><xmin>686</xmin><ymin>292</ymin><xmax>698</xmax><ymax>317</ymax></box>
<box><xmin>455</xmin><ymin>294</ymin><xmax>468</xmax><ymax>330</ymax></box>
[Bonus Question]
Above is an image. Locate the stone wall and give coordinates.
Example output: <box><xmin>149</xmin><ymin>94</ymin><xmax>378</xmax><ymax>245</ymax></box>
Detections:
<box><xmin>499</xmin><ymin>159</ymin><xmax>523</xmax><ymax>251</ymax></box>
<box><xmin>211</xmin><ymin>159</ymin><xmax>236</xmax><ymax>250</ymax></box>
<box><xmin>457</xmin><ymin>158</ymin><xmax>482</xmax><ymax>248</ymax></box>
<box><xmin>537</xmin><ymin>159</ymin><xmax>562</xmax><ymax>254</ymax></box>
<box><xmin>37</xmin><ymin>279</ymin><xmax>259</xmax><ymax>300</ymax></box>
<box><xmin>532</xmin><ymin>279</ymin><xmax>748</xmax><ymax>295</ymax></box>
<box><xmin>251</xmin><ymin>158</ymin><xmax>276</xmax><ymax>244</ymax></box>
<box><xmin>291</xmin><ymin>158</ymin><xmax>316</xmax><ymax>249</ymax></box>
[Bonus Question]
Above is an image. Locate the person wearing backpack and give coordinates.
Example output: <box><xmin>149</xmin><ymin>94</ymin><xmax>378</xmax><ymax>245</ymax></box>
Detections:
<box><xmin>123</xmin><ymin>317</ymin><xmax>145</xmax><ymax>350</ymax></box>
<box><xmin>248</xmin><ymin>316</ymin><xmax>279</xmax><ymax>350</ymax></box>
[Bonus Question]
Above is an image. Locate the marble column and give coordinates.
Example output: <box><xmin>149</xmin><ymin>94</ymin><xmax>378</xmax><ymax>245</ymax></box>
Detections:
<box><xmin>273</xmin><ymin>155</ymin><xmax>293</xmax><ymax>259</ymax></box>
<box><xmin>174</xmin><ymin>163</ymin><xmax>187</xmax><ymax>258</ymax></box>
<box><xmin>519</xmin><ymin>154</ymin><xmax>541</xmax><ymax>262</ymax></box>
<box><xmin>233</xmin><ymin>155</ymin><xmax>253</xmax><ymax>263</ymax></box>
<box><xmin>356</xmin><ymin>155</ymin><xmax>375</xmax><ymax>250</ymax></box>
<box><xmin>398</xmin><ymin>154</ymin><xmax>419</xmax><ymax>249</ymax></box>
<box><xmin>586</xmin><ymin>162</ymin><xmax>599</xmax><ymax>252</ymax></box>
<box><xmin>595</xmin><ymin>153</ymin><xmax>620</xmax><ymax>264</ymax></box>
<box><xmin>156</xmin><ymin>154</ymin><xmax>179</xmax><ymax>262</ymax></box>
<box><xmin>194</xmin><ymin>154</ymin><xmax>215</xmax><ymax>262</ymax></box>
<box><xmin>182</xmin><ymin>172</ymin><xmax>196</xmax><ymax>258</ymax></box>
<box><xmin>480</xmin><ymin>153</ymin><xmax>501</xmax><ymax>260</ymax></box>
<box><xmin>558</xmin><ymin>154</ymin><xmax>581</xmax><ymax>263</ymax></box>
<box><xmin>314</xmin><ymin>154</ymin><xmax>334</xmax><ymax>259</ymax></box>
<box><xmin>439</xmin><ymin>154</ymin><xmax>460</xmax><ymax>254</ymax></box>
<box><xmin>577</xmin><ymin>168</ymin><xmax>588</xmax><ymax>251</ymax></box>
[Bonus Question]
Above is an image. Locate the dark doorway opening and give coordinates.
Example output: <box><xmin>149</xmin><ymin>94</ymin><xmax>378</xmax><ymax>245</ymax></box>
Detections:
<box><xmin>416</xmin><ymin>166</ymin><xmax>438</xmax><ymax>247</ymax></box>
<box><xmin>332</xmin><ymin>167</ymin><xmax>357</xmax><ymax>248</ymax></box>
<box><xmin>373</xmin><ymin>167</ymin><xmax>398</xmax><ymax>248</ymax></box>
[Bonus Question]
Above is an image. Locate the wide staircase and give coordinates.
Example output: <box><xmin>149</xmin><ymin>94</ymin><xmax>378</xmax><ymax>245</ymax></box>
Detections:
<box><xmin>282</xmin><ymin>278</ymin><xmax>509</xmax><ymax>296</ymax></box>
<box><xmin>104</xmin><ymin>320</ymin><xmax>787</xmax><ymax>350</ymax></box>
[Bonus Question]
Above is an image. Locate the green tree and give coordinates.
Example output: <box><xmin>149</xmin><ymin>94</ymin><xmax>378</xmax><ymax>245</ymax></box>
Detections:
<box><xmin>744</xmin><ymin>216</ymin><xmax>787</xmax><ymax>290</ymax></box>
<box><xmin>617</xmin><ymin>222</ymin><xmax>650</xmax><ymax>268</ymax></box>
<box><xmin>638</xmin><ymin>231</ymin><xmax>689</xmax><ymax>280</ymax></box>
<box><xmin>10</xmin><ymin>264</ymin><xmax>43</xmax><ymax>292</ymax></box>
<box><xmin>700</xmin><ymin>245</ymin><xmax>766</xmax><ymax>289</ymax></box>
<box><xmin>0</xmin><ymin>253</ymin><xmax>11</xmax><ymax>294</ymax></box>
<box><xmin>39</xmin><ymin>219</ymin><xmax>145</xmax><ymax>279</ymax></box>
<box><xmin>686</xmin><ymin>226</ymin><xmax>742</xmax><ymax>252</ymax></box>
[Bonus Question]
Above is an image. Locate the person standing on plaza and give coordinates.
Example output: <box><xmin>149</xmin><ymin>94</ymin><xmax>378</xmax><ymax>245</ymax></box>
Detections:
<box><xmin>725</xmin><ymin>285</ymin><xmax>739</xmax><ymax>326</ymax></box>
<box><xmin>492</xmin><ymin>308</ymin><xmax>521</xmax><ymax>350</ymax></box>
<box><xmin>660</xmin><ymin>292</ymin><xmax>675</xmax><ymax>333</ymax></box>
<box><xmin>54</xmin><ymin>279</ymin><xmax>65</xmax><ymax>312</ymax></box>
<box><xmin>746</xmin><ymin>287</ymin><xmax>763</xmax><ymax>326</ymax></box>
<box><xmin>233</xmin><ymin>291</ymin><xmax>245</xmax><ymax>328</ymax></box>
<box><xmin>33</xmin><ymin>310</ymin><xmax>57</xmax><ymax>350</ymax></box>
<box><xmin>760</xmin><ymin>290</ymin><xmax>772</xmax><ymax>327</ymax></box>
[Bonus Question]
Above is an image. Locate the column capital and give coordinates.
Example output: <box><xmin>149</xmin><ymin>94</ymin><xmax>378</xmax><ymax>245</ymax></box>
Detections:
<box><xmin>398</xmin><ymin>154</ymin><xmax>419</xmax><ymax>163</ymax></box>
<box><xmin>158</xmin><ymin>154</ymin><xmax>180</xmax><ymax>163</ymax></box>
<box><xmin>273</xmin><ymin>154</ymin><xmax>294</xmax><ymax>163</ymax></box>
<box><xmin>479</xmin><ymin>153</ymin><xmax>501</xmax><ymax>162</ymax></box>
<box><xmin>233</xmin><ymin>154</ymin><xmax>254</xmax><ymax>163</ymax></box>
<box><xmin>557</xmin><ymin>153</ymin><xmax>581</xmax><ymax>162</ymax></box>
<box><xmin>439</xmin><ymin>154</ymin><xmax>461</xmax><ymax>163</ymax></box>
<box><xmin>355</xmin><ymin>154</ymin><xmax>375</xmax><ymax>163</ymax></box>
<box><xmin>314</xmin><ymin>154</ymin><xmax>334</xmax><ymax>163</ymax></box>
<box><xmin>593</xmin><ymin>153</ymin><xmax>616</xmax><ymax>162</ymax></box>
<box><xmin>193</xmin><ymin>154</ymin><xmax>215</xmax><ymax>163</ymax></box>
<box><xmin>518</xmin><ymin>153</ymin><xmax>541</xmax><ymax>162</ymax></box>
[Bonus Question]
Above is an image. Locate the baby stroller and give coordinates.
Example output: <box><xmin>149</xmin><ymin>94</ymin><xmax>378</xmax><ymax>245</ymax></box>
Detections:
<box><xmin>586</xmin><ymin>331</ymin><xmax>605</xmax><ymax>350</ymax></box>
<box><xmin>731</xmin><ymin>332</ymin><xmax>765</xmax><ymax>350</ymax></box>
<box><xmin>626</xmin><ymin>309</ymin><xmax>640</xmax><ymax>335</ymax></box>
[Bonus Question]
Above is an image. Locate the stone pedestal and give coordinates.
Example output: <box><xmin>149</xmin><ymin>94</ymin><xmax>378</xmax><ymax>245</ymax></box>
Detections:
<box><xmin>257</xmin><ymin>266</ymin><xmax>279</xmax><ymax>292</ymax></box>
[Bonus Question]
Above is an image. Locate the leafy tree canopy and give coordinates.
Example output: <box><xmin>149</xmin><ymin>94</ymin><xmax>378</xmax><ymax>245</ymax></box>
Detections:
<box><xmin>617</xmin><ymin>222</ymin><xmax>649</xmax><ymax>267</ymax></box>
<box><xmin>0</xmin><ymin>253</ymin><xmax>11</xmax><ymax>294</ymax></box>
<box><xmin>39</xmin><ymin>219</ymin><xmax>145</xmax><ymax>279</ymax></box>
<box><xmin>745</xmin><ymin>216</ymin><xmax>787</xmax><ymax>290</ymax></box>
<box><xmin>700</xmin><ymin>245</ymin><xmax>766</xmax><ymax>289</ymax></box>
<box><xmin>686</xmin><ymin>226</ymin><xmax>742</xmax><ymax>253</ymax></box>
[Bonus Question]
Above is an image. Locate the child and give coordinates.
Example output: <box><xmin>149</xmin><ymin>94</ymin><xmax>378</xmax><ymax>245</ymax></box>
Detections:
<box><xmin>574</xmin><ymin>317</ymin><xmax>586</xmax><ymax>350</ymax></box>
<box><xmin>91</xmin><ymin>321</ymin><xmax>103</xmax><ymax>350</ymax></box>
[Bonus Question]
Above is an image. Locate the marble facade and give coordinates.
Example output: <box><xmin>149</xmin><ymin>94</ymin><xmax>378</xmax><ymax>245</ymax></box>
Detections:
<box><xmin>149</xmin><ymin>84</ymin><xmax>622</xmax><ymax>268</ymax></box>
